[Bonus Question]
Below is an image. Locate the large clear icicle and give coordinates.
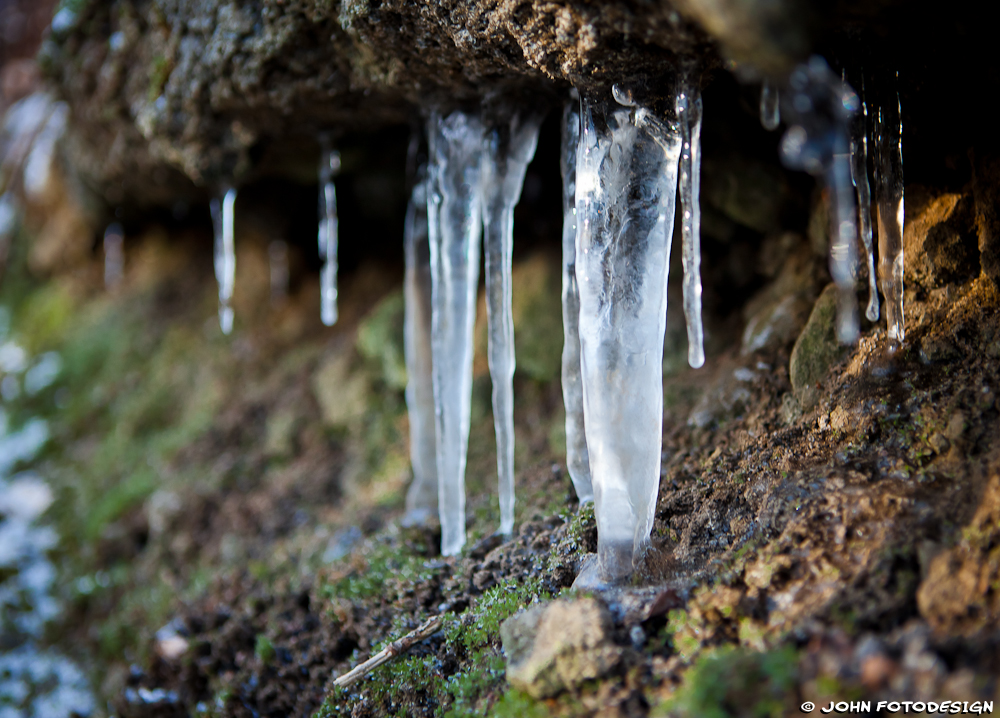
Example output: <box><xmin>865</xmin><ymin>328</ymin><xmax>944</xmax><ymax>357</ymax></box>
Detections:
<box><xmin>403</xmin><ymin>165</ymin><xmax>439</xmax><ymax>525</ymax></box>
<box><xmin>103</xmin><ymin>222</ymin><xmax>124</xmax><ymax>290</ymax></box>
<box><xmin>760</xmin><ymin>79</ymin><xmax>780</xmax><ymax>131</ymax></box>
<box><xmin>574</xmin><ymin>89</ymin><xmax>682</xmax><ymax>586</ymax></box>
<box><xmin>780</xmin><ymin>56</ymin><xmax>860</xmax><ymax>344</ymax></box>
<box><xmin>427</xmin><ymin>109</ymin><xmax>484</xmax><ymax>556</ymax></box>
<box><xmin>850</xmin><ymin>85</ymin><xmax>880</xmax><ymax>322</ymax></box>
<box><xmin>318</xmin><ymin>138</ymin><xmax>341</xmax><ymax>327</ymax></box>
<box><xmin>210</xmin><ymin>187</ymin><xmax>237</xmax><ymax>335</ymax></box>
<box><xmin>560</xmin><ymin>97</ymin><xmax>593</xmax><ymax>504</ymax></box>
<box><xmin>677</xmin><ymin>76</ymin><xmax>705</xmax><ymax>369</ymax></box>
<box><xmin>480</xmin><ymin>108</ymin><xmax>541</xmax><ymax>537</ymax></box>
<box><xmin>874</xmin><ymin>79</ymin><xmax>905</xmax><ymax>346</ymax></box>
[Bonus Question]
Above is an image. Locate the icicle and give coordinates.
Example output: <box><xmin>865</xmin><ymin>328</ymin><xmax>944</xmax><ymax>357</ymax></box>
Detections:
<box><xmin>760</xmin><ymin>79</ymin><xmax>780</xmax><ymax>131</ymax></box>
<box><xmin>480</xmin><ymin>108</ymin><xmax>542</xmax><ymax>537</ymax></box>
<box><xmin>780</xmin><ymin>56</ymin><xmax>860</xmax><ymax>344</ymax></box>
<box><xmin>210</xmin><ymin>187</ymin><xmax>237</xmax><ymax>335</ymax></box>
<box><xmin>403</xmin><ymin>164</ymin><xmax>439</xmax><ymax>526</ymax></box>
<box><xmin>850</xmin><ymin>83</ymin><xmax>880</xmax><ymax>322</ymax></box>
<box><xmin>574</xmin><ymin>88</ymin><xmax>682</xmax><ymax>586</ymax></box>
<box><xmin>268</xmin><ymin>240</ymin><xmax>289</xmax><ymax>304</ymax></box>
<box><xmin>560</xmin><ymin>96</ymin><xmax>593</xmax><ymax>505</ymax></box>
<box><xmin>318</xmin><ymin>138</ymin><xmax>341</xmax><ymax>327</ymax></box>
<box><xmin>873</xmin><ymin>77</ymin><xmax>905</xmax><ymax>346</ymax></box>
<box><xmin>103</xmin><ymin>222</ymin><xmax>124</xmax><ymax>290</ymax></box>
<box><xmin>427</xmin><ymin>109</ymin><xmax>484</xmax><ymax>556</ymax></box>
<box><xmin>677</xmin><ymin>74</ymin><xmax>705</xmax><ymax>369</ymax></box>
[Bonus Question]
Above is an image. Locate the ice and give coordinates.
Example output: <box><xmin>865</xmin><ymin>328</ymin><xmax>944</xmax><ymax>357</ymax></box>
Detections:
<box><xmin>760</xmin><ymin>79</ymin><xmax>780</xmax><ymax>131</ymax></box>
<box><xmin>574</xmin><ymin>88</ymin><xmax>682</xmax><ymax>584</ymax></box>
<box><xmin>209</xmin><ymin>188</ymin><xmax>237</xmax><ymax>335</ymax></box>
<box><xmin>873</xmin><ymin>78</ymin><xmax>905</xmax><ymax>345</ymax></box>
<box><xmin>403</xmin><ymin>163</ymin><xmax>438</xmax><ymax>525</ymax></box>
<box><xmin>560</xmin><ymin>98</ymin><xmax>593</xmax><ymax>504</ymax></box>
<box><xmin>427</xmin><ymin>109</ymin><xmax>484</xmax><ymax>556</ymax></box>
<box><xmin>779</xmin><ymin>56</ymin><xmax>860</xmax><ymax>344</ymax></box>
<box><xmin>480</xmin><ymin>108</ymin><xmax>541</xmax><ymax>536</ymax></box>
<box><xmin>850</xmin><ymin>84</ymin><xmax>880</xmax><ymax>323</ymax></box>
<box><xmin>103</xmin><ymin>222</ymin><xmax>124</xmax><ymax>290</ymax></box>
<box><xmin>318</xmin><ymin>138</ymin><xmax>341</xmax><ymax>327</ymax></box>
<box><xmin>677</xmin><ymin>76</ymin><xmax>705</xmax><ymax>369</ymax></box>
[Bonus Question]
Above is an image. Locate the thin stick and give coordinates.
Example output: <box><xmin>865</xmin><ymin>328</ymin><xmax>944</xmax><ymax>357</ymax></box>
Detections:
<box><xmin>332</xmin><ymin>615</ymin><xmax>443</xmax><ymax>689</ymax></box>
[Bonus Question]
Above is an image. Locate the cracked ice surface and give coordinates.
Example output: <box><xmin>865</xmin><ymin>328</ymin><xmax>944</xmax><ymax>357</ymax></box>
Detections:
<box><xmin>319</xmin><ymin>140</ymin><xmax>341</xmax><ymax>327</ymax></box>
<box><xmin>481</xmin><ymin>108</ymin><xmax>541</xmax><ymax>536</ymax></box>
<box><xmin>427</xmin><ymin>110</ymin><xmax>484</xmax><ymax>556</ymax></box>
<box><xmin>677</xmin><ymin>76</ymin><xmax>705</xmax><ymax>369</ymax></box>
<box><xmin>560</xmin><ymin>98</ymin><xmax>593</xmax><ymax>504</ymax></box>
<box><xmin>574</xmin><ymin>90</ymin><xmax>682</xmax><ymax>584</ymax></box>
<box><xmin>403</xmin><ymin>165</ymin><xmax>438</xmax><ymax>525</ymax></box>
<box><xmin>210</xmin><ymin>187</ymin><xmax>236</xmax><ymax>335</ymax></box>
<box><xmin>874</xmin><ymin>80</ymin><xmax>905</xmax><ymax>345</ymax></box>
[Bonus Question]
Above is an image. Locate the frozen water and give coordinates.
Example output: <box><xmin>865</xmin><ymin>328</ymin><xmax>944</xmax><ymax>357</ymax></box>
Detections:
<box><xmin>318</xmin><ymin>139</ymin><xmax>341</xmax><ymax>327</ymax></box>
<box><xmin>24</xmin><ymin>352</ymin><xmax>61</xmax><ymax>396</ymax></box>
<box><xmin>873</xmin><ymin>80</ymin><xmax>905</xmax><ymax>345</ymax></box>
<box><xmin>574</xmin><ymin>89</ymin><xmax>682</xmax><ymax>584</ymax></box>
<box><xmin>480</xmin><ymin>108</ymin><xmax>541</xmax><ymax>536</ymax></box>
<box><xmin>850</xmin><ymin>86</ymin><xmax>880</xmax><ymax>322</ymax></box>
<box><xmin>103</xmin><ymin>222</ymin><xmax>124</xmax><ymax>290</ymax></box>
<box><xmin>560</xmin><ymin>98</ymin><xmax>593</xmax><ymax>504</ymax></box>
<box><xmin>677</xmin><ymin>76</ymin><xmax>705</xmax><ymax>369</ymax></box>
<box><xmin>210</xmin><ymin>188</ymin><xmax>237</xmax><ymax>335</ymax></box>
<box><xmin>780</xmin><ymin>56</ymin><xmax>860</xmax><ymax>344</ymax></box>
<box><xmin>760</xmin><ymin>79</ymin><xmax>780</xmax><ymax>131</ymax></box>
<box><xmin>427</xmin><ymin>109</ymin><xmax>484</xmax><ymax>556</ymax></box>
<box><xmin>403</xmin><ymin>165</ymin><xmax>439</xmax><ymax>525</ymax></box>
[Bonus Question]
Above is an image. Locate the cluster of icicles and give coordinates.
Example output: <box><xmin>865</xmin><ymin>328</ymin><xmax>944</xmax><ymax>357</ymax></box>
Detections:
<box><xmin>101</xmin><ymin>56</ymin><xmax>902</xmax><ymax>585</ymax></box>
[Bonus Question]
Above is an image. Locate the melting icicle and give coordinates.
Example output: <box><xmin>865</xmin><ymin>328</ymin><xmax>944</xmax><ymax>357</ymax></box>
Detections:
<box><xmin>210</xmin><ymin>187</ymin><xmax>237</xmax><ymax>335</ymax></box>
<box><xmin>268</xmin><ymin>240</ymin><xmax>289</xmax><ymax>303</ymax></box>
<box><xmin>403</xmin><ymin>164</ymin><xmax>439</xmax><ymax>525</ymax></box>
<box><xmin>760</xmin><ymin>79</ymin><xmax>780</xmax><ymax>131</ymax></box>
<box><xmin>780</xmin><ymin>56</ymin><xmax>860</xmax><ymax>344</ymax></box>
<box><xmin>850</xmin><ymin>84</ymin><xmax>880</xmax><ymax>322</ymax></box>
<box><xmin>574</xmin><ymin>88</ymin><xmax>682</xmax><ymax>585</ymax></box>
<box><xmin>873</xmin><ymin>79</ymin><xmax>905</xmax><ymax>346</ymax></box>
<box><xmin>480</xmin><ymin>108</ymin><xmax>542</xmax><ymax>537</ymax></box>
<box><xmin>677</xmin><ymin>75</ymin><xmax>705</xmax><ymax>369</ymax></box>
<box><xmin>427</xmin><ymin>109</ymin><xmax>484</xmax><ymax>556</ymax></box>
<box><xmin>318</xmin><ymin>138</ymin><xmax>341</xmax><ymax>327</ymax></box>
<box><xmin>560</xmin><ymin>97</ymin><xmax>593</xmax><ymax>504</ymax></box>
<box><xmin>103</xmin><ymin>222</ymin><xmax>124</xmax><ymax>290</ymax></box>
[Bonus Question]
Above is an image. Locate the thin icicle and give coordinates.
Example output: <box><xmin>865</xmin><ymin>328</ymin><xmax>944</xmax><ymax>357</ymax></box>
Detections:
<box><xmin>560</xmin><ymin>96</ymin><xmax>593</xmax><ymax>504</ymax></box>
<box><xmin>780</xmin><ymin>56</ymin><xmax>859</xmax><ymax>344</ymax></box>
<box><xmin>318</xmin><ymin>138</ymin><xmax>341</xmax><ymax>327</ymax></box>
<box><xmin>427</xmin><ymin>109</ymin><xmax>484</xmax><ymax>556</ymax></box>
<box><xmin>210</xmin><ymin>187</ymin><xmax>237</xmax><ymax>335</ymax></box>
<box><xmin>677</xmin><ymin>74</ymin><xmax>705</xmax><ymax>369</ymax></box>
<box><xmin>480</xmin><ymin>108</ymin><xmax>541</xmax><ymax>537</ymax></box>
<box><xmin>874</xmin><ymin>78</ymin><xmax>905</xmax><ymax>346</ymax></box>
<box><xmin>403</xmin><ymin>164</ymin><xmax>439</xmax><ymax>526</ymax></box>
<box><xmin>574</xmin><ymin>88</ymin><xmax>682</xmax><ymax>586</ymax></box>
<box><xmin>850</xmin><ymin>84</ymin><xmax>880</xmax><ymax>322</ymax></box>
<box><xmin>760</xmin><ymin>79</ymin><xmax>780</xmax><ymax>131</ymax></box>
<box><xmin>103</xmin><ymin>222</ymin><xmax>124</xmax><ymax>290</ymax></box>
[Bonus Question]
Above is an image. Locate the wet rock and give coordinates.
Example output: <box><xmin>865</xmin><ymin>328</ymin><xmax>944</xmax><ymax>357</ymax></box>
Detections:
<box><xmin>741</xmin><ymin>244</ymin><xmax>822</xmax><ymax>356</ymax></box>
<box><xmin>973</xmin><ymin>155</ymin><xmax>1000</xmax><ymax>286</ymax></box>
<box><xmin>789</xmin><ymin>283</ymin><xmax>846</xmax><ymax>410</ymax></box>
<box><xmin>500</xmin><ymin>597</ymin><xmax>621</xmax><ymax>698</ymax></box>
<box><xmin>904</xmin><ymin>187</ymin><xmax>979</xmax><ymax>289</ymax></box>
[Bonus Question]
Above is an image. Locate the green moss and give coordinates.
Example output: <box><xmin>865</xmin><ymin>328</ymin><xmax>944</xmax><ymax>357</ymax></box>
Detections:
<box><xmin>490</xmin><ymin>688</ymin><xmax>550</xmax><ymax>718</ymax></box>
<box><xmin>149</xmin><ymin>54</ymin><xmax>172</xmax><ymax>101</ymax></box>
<box><xmin>788</xmin><ymin>284</ymin><xmax>845</xmax><ymax>407</ymax></box>
<box><xmin>356</xmin><ymin>291</ymin><xmax>407</xmax><ymax>391</ymax></box>
<box><xmin>255</xmin><ymin>634</ymin><xmax>276</xmax><ymax>664</ymax></box>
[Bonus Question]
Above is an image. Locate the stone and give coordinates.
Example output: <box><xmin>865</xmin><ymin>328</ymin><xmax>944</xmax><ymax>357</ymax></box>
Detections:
<box><xmin>903</xmin><ymin>187</ymin><xmax>979</xmax><ymax>289</ymax></box>
<box><xmin>789</xmin><ymin>284</ymin><xmax>845</xmax><ymax>410</ymax></box>
<box><xmin>501</xmin><ymin>597</ymin><xmax>621</xmax><ymax>698</ymax></box>
<box><xmin>741</xmin><ymin>244</ymin><xmax>822</xmax><ymax>356</ymax></box>
<box><xmin>973</xmin><ymin>156</ymin><xmax>1000</xmax><ymax>286</ymax></box>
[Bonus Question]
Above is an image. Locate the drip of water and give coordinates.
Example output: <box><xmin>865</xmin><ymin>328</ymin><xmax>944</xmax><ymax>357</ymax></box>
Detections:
<box><xmin>677</xmin><ymin>74</ymin><xmax>705</xmax><ymax>369</ymax></box>
<box><xmin>560</xmin><ymin>97</ymin><xmax>593</xmax><ymax>504</ymax></box>
<box><xmin>427</xmin><ymin>109</ymin><xmax>484</xmax><ymax>556</ymax></box>
<box><xmin>480</xmin><ymin>108</ymin><xmax>542</xmax><ymax>537</ymax></box>
<box><xmin>779</xmin><ymin>56</ymin><xmax>860</xmax><ymax>344</ymax></box>
<box><xmin>210</xmin><ymin>187</ymin><xmax>237</xmax><ymax>335</ymax></box>
<box><xmin>574</xmin><ymin>89</ymin><xmax>682</xmax><ymax>586</ymax></box>
<box><xmin>873</xmin><ymin>78</ymin><xmax>905</xmax><ymax>346</ymax></box>
<box><xmin>850</xmin><ymin>82</ymin><xmax>880</xmax><ymax>322</ymax></box>
<box><xmin>403</xmin><ymin>164</ymin><xmax>439</xmax><ymax>526</ymax></box>
<box><xmin>103</xmin><ymin>222</ymin><xmax>124</xmax><ymax>290</ymax></box>
<box><xmin>318</xmin><ymin>139</ymin><xmax>341</xmax><ymax>327</ymax></box>
<box><xmin>760</xmin><ymin>78</ymin><xmax>780</xmax><ymax>131</ymax></box>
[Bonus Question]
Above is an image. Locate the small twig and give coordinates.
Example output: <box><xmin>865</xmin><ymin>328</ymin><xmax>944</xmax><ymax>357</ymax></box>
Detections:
<box><xmin>332</xmin><ymin>615</ymin><xmax>443</xmax><ymax>689</ymax></box>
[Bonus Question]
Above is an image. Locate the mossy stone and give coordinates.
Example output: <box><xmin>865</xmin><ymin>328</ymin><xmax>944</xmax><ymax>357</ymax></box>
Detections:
<box><xmin>788</xmin><ymin>283</ymin><xmax>846</xmax><ymax>410</ymax></box>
